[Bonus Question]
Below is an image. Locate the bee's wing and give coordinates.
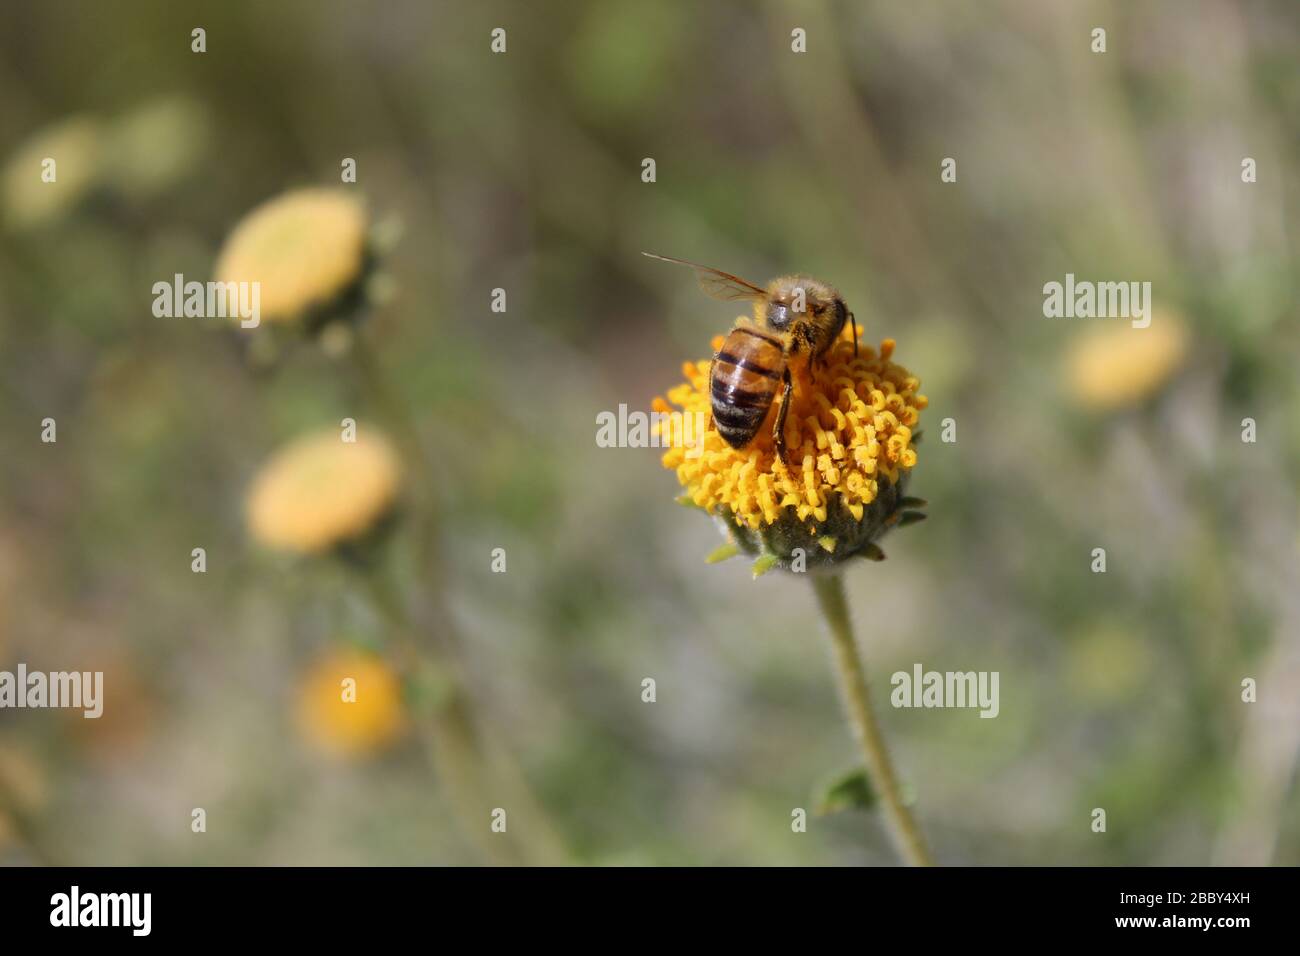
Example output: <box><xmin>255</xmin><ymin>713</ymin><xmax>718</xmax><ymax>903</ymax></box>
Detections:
<box><xmin>642</xmin><ymin>253</ymin><xmax>768</xmax><ymax>302</ymax></box>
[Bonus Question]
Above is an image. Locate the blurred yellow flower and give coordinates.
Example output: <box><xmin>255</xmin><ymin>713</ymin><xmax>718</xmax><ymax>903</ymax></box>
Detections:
<box><xmin>296</xmin><ymin>649</ymin><xmax>406</xmax><ymax>758</ymax></box>
<box><xmin>246</xmin><ymin>427</ymin><xmax>401</xmax><ymax>555</ymax></box>
<box><xmin>1064</xmin><ymin>313</ymin><xmax>1189</xmax><ymax>411</ymax></box>
<box><xmin>213</xmin><ymin>188</ymin><xmax>368</xmax><ymax>324</ymax></box>
<box><xmin>107</xmin><ymin>96</ymin><xmax>210</xmax><ymax>198</ymax></box>
<box><xmin>654</xmin><ymin>329</ymin><xmax>927</xmax><ymax>571</ymax></box>
<box><xmin>2</xmin><ymin>114</ymin><xmax>104</xmax><ymax>229</ymax></box>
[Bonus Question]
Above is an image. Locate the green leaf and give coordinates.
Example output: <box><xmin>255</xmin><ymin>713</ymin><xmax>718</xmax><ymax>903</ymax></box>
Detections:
<box><xmin>898</xmin><ymin>496</ymin><xmax>929</xmax><ymax>509</ymax></box>
<box><xmin>897</xmin><ymin>511</ymin><xmax>928</xmax><ymax>527</ymax></box>
<box><xmin>815</xmin><ymin>768</ymin><xmax>877</xmax><ymax>816</ymax></box>
<box><xmin>861</xmin><ymin>543</ymin><xmax>887</xmax><ymax>561</ymax></box>
<box><xmin>751</xmin><ymin>553</ymin><xmax>780</xmax><ymax>579</ymax></box>
<box><xmin>705</xmin><ymin>542</ymin><xmax>739</xmax><ymax>564</ymax></box>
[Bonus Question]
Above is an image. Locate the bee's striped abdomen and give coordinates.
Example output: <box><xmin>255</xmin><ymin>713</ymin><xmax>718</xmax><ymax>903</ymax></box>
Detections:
<box><xmin>709</xmin><ymin>326</ymin><xmax>784</xmax><ymax>449</ymax></box>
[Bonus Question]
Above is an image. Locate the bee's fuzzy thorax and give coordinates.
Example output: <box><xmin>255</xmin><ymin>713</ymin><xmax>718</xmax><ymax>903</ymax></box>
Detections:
<box><xmin>764</xmin><ymin>274</ymin><xmax>839</xmax><ymax>299</ymax></box>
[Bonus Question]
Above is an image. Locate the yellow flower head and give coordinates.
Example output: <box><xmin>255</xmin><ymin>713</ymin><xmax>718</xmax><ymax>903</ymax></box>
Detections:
<box><xmin>246</xmin><ymin>427</ymin><xmax>401</xmax><ymax>555</ymax></box>
<box><xmin>1064</xmin><ymin>311</ymin><xmax>1189</xmax><ymax>411</ymax></box>
<box><xmin>107</xmin><ymin>96</ymin><xmax>210</xmax><ymax>199</ymax></box>
<box><xmin>213</xmin><ymin>188</ymin><xmax>369</xmax><ymax>325</ymax></box>
<box><xmin>296</xmin><ymin>649</ymin><xmax>406</xmax><ymax>758</ymax></box>
<box><xmin>2</xmin><ymin>115</ymin><xmax>104</xmax><ymax>230</ymax></box>
<box><xmin>654</xmin><ymin>326</ymin><xmax>927</xmax><ymax>572</ymax></box>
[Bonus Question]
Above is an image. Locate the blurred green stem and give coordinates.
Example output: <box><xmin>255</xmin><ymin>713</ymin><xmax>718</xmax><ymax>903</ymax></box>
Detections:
<box><xmin>812</xmin><ymin>573</ymin><xmax>934</xmax><ymax>867</ymax></box>
<box><xmin>348</xmin><ymin>331</ymin><xmax>569</xmax><ymax>865</ymax></box>
<box><xmin>357</xmin><ymin>559</ymin><xmax>568</xmax><ymax>865</ymax></box>
<box><xmin>349</xmin><ymin>331</ymin><xmax>440</xmax><ymax>574</ymax></box>
<box><xmin>358</xmin><ymin>562</ymin><xmax>507</xmax><ymax>863</ymax></box>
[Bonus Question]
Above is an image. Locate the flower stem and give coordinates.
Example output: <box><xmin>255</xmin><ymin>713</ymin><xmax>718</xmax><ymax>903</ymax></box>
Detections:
<box><xmin>811</xmin><ymin>573</ymin><xmax>935</xmax><ymax>866</ymax></box>
<box><xmin>357</xmin><ymin>558</ymin><xmax>568</xmax><ymax>865</ymax></box>
<box><xmin>359</xmin><ymin>572</ymin><xmax>514</xmax><ymax>865</ymax></box>
<box><xmin>347</xmin><ymin>333</ymin><xmax>570</xmax><ymax>865</ymax></box>
<box><xmin>349</xmin><ymin>332</ymin><xmax>441</xmax><ymax>575</ymax></box>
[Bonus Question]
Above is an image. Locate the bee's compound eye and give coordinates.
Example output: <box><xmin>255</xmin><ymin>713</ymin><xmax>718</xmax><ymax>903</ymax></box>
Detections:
<box><xmin>766</xmin><ymin>301</ymin><xmax>791</xmax><ymax>330</ymax></box>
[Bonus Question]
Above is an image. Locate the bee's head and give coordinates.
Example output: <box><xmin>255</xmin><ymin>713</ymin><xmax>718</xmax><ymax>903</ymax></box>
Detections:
<box><xmin>759</xmin><ymin>276</ymin><xmax>844</xmax><ymax>333</ymax></box>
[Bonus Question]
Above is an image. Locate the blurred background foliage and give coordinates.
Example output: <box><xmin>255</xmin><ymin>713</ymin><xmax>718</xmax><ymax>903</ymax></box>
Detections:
<box><xmin>0</xmin><ymin>0</ymin><xmax>1297</xmax><ymax>865</ymax></box>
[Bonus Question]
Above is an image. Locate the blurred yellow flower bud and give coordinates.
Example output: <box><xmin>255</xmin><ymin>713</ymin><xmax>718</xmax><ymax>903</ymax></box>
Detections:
<box><xmin>214</xmin><ymin>188</ymin><xmax>369</xmax><ymax>326</ymax></box>
<box><xmin>2</xmin><ymin>115</ymin><xmax>104</xmax><ymax>229</ymax></box>
<box><xmin>296</xmin><ymin>649</ymin><xmax>406</xmax><ymax>758</ymax></box>
<box><xmin>1064</xmin><ymin>312</ymin><xmax>1189</xmax><ymax>412</ymax></box>
<box><xmin>246</xmin><ymin>427</ymin><xmax>401</xmax><ymax>555</ymax></box>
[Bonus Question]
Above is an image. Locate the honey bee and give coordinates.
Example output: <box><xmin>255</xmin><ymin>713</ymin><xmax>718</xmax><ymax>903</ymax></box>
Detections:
<box><xmin>644</xmin><ymin>253</ymin><xmax>857</xmax><ymax>462</ymax></box>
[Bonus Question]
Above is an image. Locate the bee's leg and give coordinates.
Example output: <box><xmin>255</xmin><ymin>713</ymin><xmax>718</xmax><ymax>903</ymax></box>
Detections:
<box><xmin>800</xmin><ymin>330</ymin><xmax>819</xmax><ymax>382</ymax></box>
<box><xmin>849</xmin><ymin>311</ymin><xmax>859</xmax><ymax>356</ymax></box>
<box><xmin>773</xmin><ymin>366</ymin><xmax>794</xmax><ymax>464</ymax></box>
